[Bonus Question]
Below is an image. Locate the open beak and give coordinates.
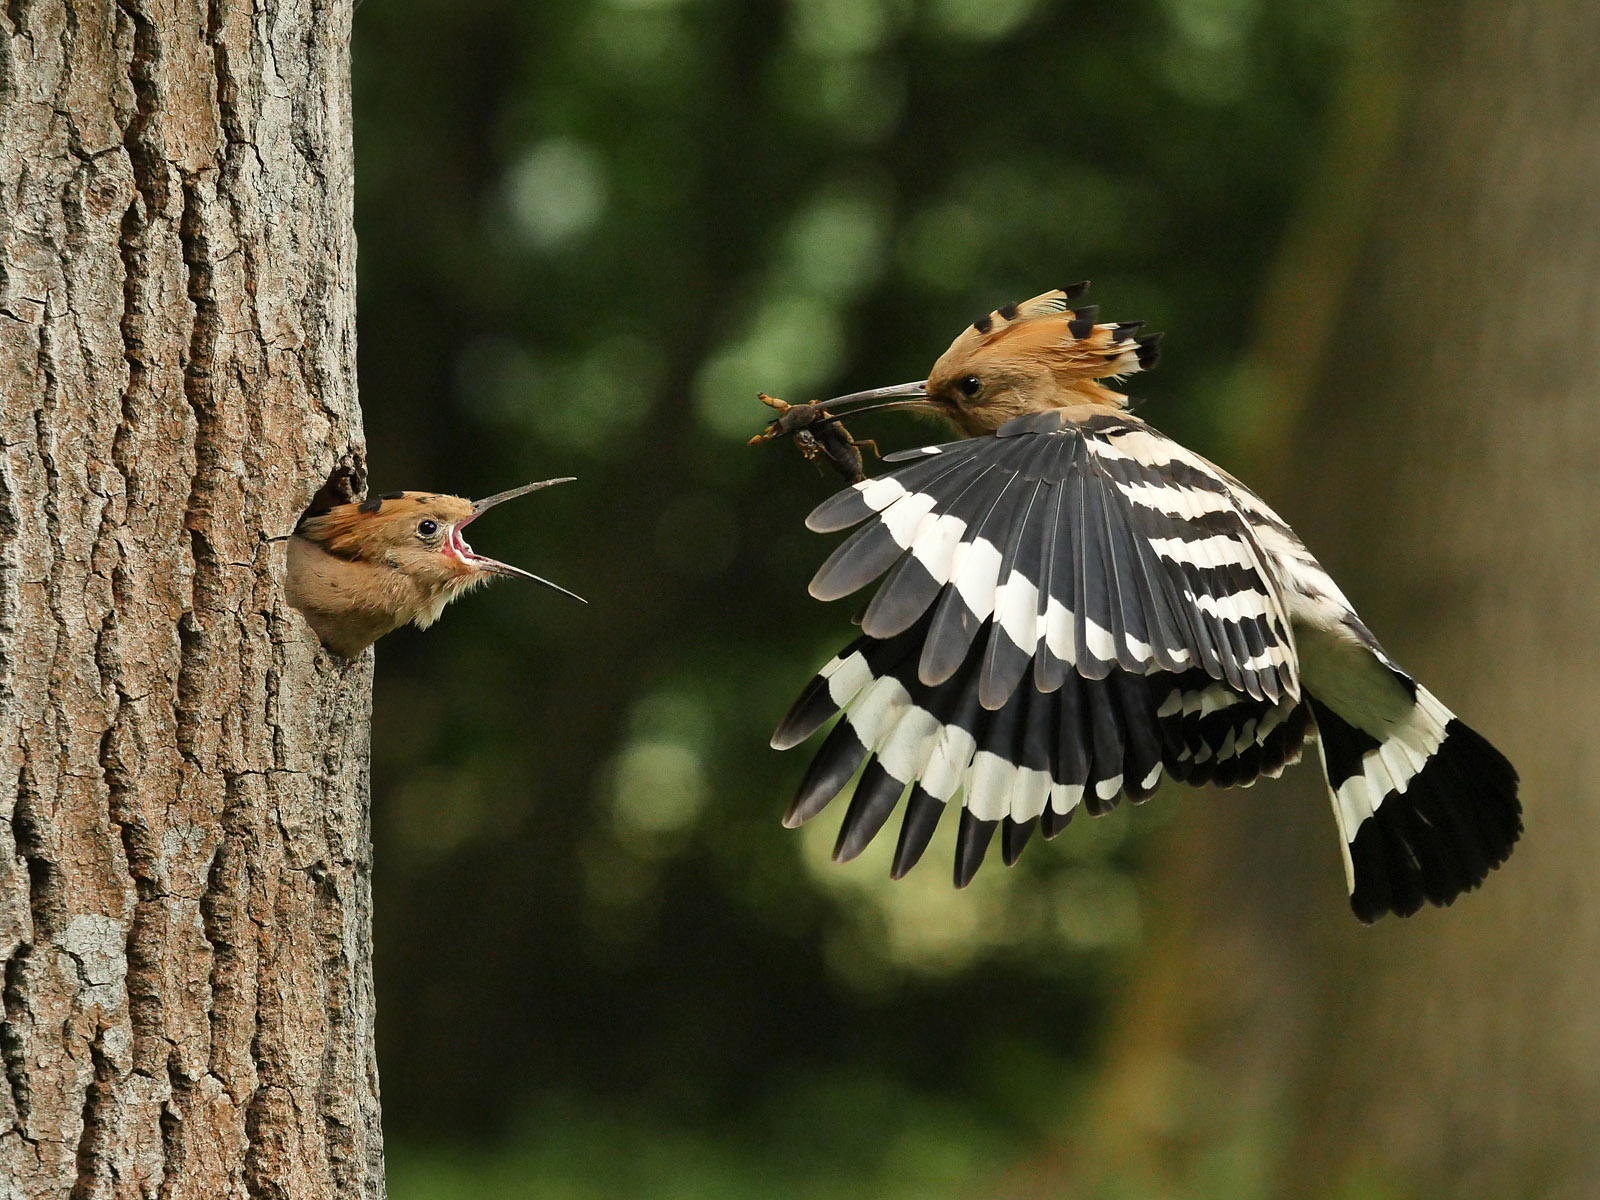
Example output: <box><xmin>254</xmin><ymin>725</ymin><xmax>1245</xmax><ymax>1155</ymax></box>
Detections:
<box><xmin>452</xmin><ymin>478</ymin><xmax>587</xmax><ymax>603</ymax></box>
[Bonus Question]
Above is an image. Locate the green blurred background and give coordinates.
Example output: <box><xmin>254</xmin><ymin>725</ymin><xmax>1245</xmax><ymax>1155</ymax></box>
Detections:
<box><xmin>353</xmin><ymin>0</ymin><xmax>1349</xmax><ymax>1194</ymax></box>
<box><xmin>346</xmin><ymin>1</ymin><xmax>1593</xmax><ymax>1197</ymax></box>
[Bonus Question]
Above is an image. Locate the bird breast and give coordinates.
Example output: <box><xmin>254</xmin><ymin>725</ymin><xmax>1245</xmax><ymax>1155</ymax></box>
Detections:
<box><xmin>286</xmin><ymin>535</ymin><xmax>438</xmax><ymax>657</ymax></box>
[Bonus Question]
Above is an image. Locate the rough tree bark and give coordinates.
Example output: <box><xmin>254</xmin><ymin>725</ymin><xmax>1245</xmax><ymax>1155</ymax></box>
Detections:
<box><xmin>0</xmin><ymin>1</ymin><xmax>379</xmax><ymax>1196</ymax></box>
<box><xmin>1002</xmin><ymin>3</ymin><xmax>1600</xmax><ymax>1198</ymax></box>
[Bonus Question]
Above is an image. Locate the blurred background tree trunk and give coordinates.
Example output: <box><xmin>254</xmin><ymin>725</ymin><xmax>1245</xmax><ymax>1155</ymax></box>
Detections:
<box><xmin>0</xmin><ymin>1</ymin><xmax>379</xmax><ymax>1196</ymax></box>
<box><xmin>1009</xmin><ymin>2</ymin><xmax>1600</xmax><ymax>1196</ymax></box>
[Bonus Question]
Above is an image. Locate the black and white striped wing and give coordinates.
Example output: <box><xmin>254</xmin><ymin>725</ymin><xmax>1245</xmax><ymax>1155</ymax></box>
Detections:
<box><xmin>805</xmin><ymin>410</ymin><xmax>1299</xmax><ymax>706</ymax></box>
<box><xmin>772</xmin><ymin>610</ymin><xmax>1310</xmax><ymax>885</ymax></box>
<box><xmin>774</xmin><ymin>409</ymin><xmax>1310</xmax><ymax>885</ymax></box>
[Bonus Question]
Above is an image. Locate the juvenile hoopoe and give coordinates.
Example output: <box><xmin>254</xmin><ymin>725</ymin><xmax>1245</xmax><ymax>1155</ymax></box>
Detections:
<box><xmin>286</xmin><ymin>480</ymin><xmax>584</xmax><ymax>658</ymax></box>
<box><xmin>766</xmin><ymin>285</ymin><xmax>1520</xmax><ymax>922</ymax></box>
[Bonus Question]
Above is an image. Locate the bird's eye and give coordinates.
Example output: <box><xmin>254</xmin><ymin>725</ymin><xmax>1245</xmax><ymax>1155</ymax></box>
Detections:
<box><xmin>957</xmin><ymin>375</ymin><xmax>982</xmax><ymax>398</ymax></box>
<box><xmin>417</xmin><ymin>519</ymin><xmax>439</xmax><ymax>538</ymax></box>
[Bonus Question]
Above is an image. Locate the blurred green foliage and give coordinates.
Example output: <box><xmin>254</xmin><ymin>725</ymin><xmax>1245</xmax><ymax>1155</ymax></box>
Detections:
<box><xmin>352</xmin><ymin>0</ymin><xmax>1360</xmax><ymax>1192</ymax></box>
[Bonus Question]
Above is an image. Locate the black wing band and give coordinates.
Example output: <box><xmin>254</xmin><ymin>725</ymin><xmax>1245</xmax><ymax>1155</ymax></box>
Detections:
<box><xmin>771</xmin><ymin>609</ymin><xmax>1308</xmax><ymax>887</ymax></box>
<box><xmin>805</xmin><ymin>411</ymin><xmax>1298</xmax><ymax>708</ymax></box>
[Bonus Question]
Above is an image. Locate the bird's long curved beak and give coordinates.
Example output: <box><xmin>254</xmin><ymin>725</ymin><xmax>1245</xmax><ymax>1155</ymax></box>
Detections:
<box><xmin>455</xmin><ymin>478</ymin><xmax>586</xmax><ymax>603</ymax></box>
<box><xmin>818</xmin><ymin>380</ymin><xmax>929</xmax><ymax>412</ymax></box>
<box><xmin>470</xmin><ymin>477</ymin><xmax>577</xmax><ymax>516</ymax></box>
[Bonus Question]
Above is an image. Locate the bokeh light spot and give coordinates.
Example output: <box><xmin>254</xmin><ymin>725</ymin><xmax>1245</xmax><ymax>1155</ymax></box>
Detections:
<box><xmin>789</xmin><ymin>0</ymin><xmax>898</xmax><ymax>56</ymax></box>
<box><xmin>611</xmin><ymin>739</ymin><xmax>709</xmax><ymax>853</ymax></box>
<box><xmin>506</xmin><ymin>138</ymin><xmax>609</xmax><ymax>248</ymax></box>
<box><xmin>782</xmin><ymin>185</ymin><xmax>891</xmax><ymax>299</ymax></box>
<box><xmin>459</xmin><ymin>333</ymin><xmax>665</xmax><ymax>458</ymax></box>
<box><xmin>693</xmin><ymin>294</ymin><xmax>845</xmax><ymax>439</ymax></box>
<box><xmin>929</xmin><ymin>0</ymin><xmax>1037</xmax><ymax>42</ymax></box>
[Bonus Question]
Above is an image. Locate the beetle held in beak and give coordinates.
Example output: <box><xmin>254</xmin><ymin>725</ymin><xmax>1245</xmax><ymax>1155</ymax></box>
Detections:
<box><xmin>747</xmin><ymin>385</ymin><xmax>926</xmax><ymax>482</ymax></box>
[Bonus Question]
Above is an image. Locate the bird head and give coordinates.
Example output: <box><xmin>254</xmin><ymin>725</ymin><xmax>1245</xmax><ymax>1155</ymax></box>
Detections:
<box><xmin>286</xmin><ymin>478</ymin><xmax>583</xmax><ymax>658</ymax></box>
<box><xmin>809</xmin><ymin>284</ymin><xmax>1162</xmax><ymax>437</ymax></box>
<box><xmin>295</xmin><ymin>479</ymin><xmax>584</xmax><ymax>604</ymax></box>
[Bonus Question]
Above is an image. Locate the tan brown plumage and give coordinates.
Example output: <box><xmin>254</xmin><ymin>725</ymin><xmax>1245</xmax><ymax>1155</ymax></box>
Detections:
<box><xmin>766</xmin><ymin>283</ymin><xmax>1518</xmax><ymax>923</ymax></box>
<box><xmin>924</xmin><ymin>286</ymin><xmax>1161</xmax><ymax>433</ymax></box>
<box><xmin>750</xmin><ymin>286</ymin><xmax>1162</xmax><ymax>449</ymax></box>
<box><xmin>286</xmin><ymin>480</ymin><xmax>583</xmax><ymax>658</ymax></box>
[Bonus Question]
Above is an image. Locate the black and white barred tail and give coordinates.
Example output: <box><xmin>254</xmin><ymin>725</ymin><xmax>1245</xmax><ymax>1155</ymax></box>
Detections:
<box><xmin>774</xmin><ymin>407</ymin><xmax>1521</xmax><ymax>920</ymax></box>
<box><xmin>1253</xmin><ymin>511</ymin><xmax>1521</xmax><ymax>921</ymax></box>
<box><xmin>1307</xmin><ymin>683</ymin><xmax>1519</xmax><ymax>923</ymax></box>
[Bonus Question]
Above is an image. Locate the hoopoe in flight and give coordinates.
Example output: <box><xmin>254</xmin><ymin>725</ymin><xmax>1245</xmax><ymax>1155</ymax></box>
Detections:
<box><xmin>286</xmin><ymin>479</ymin><xmax>584</xmax><ymax>658</ymax></box>
<box><xmin>765</xmin><ymin>285</ymin><xmax>1520</xmax><ymax>922</ymax></box>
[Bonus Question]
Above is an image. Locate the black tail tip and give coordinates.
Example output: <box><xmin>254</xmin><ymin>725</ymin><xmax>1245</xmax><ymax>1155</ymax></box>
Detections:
<box><xmin>1347</xmin><ymin>719</ymin><xmax>1521</xmax><ymax>924</ymax></box>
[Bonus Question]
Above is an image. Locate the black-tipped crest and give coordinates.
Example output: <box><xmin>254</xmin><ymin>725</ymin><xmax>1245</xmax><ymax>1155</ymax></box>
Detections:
<box><xmin>972</xmin><ymin>286</ymin><xmax>1094</xmax><ymax>338</ymax></box>
<box><xmin>1135</xmin><ymin>332</ymin><xmax>1163</xmax><ymax>370</ymax></box>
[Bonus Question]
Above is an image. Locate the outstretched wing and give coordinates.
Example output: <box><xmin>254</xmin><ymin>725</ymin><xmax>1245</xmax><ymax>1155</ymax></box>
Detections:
<box><xmin>805</xmin><ymin>409</ymin><xmax>1299</xmax><ymax>706</ymax></box>
<box><xmin>775</xmin><ymin>409</ymin><xmax>1310</xmax><ymax>885</ymax></box>
<box><xmin>771</xmin><ymin>609</ymin><xmax>1310</xmax><ymax>886</ymax></box>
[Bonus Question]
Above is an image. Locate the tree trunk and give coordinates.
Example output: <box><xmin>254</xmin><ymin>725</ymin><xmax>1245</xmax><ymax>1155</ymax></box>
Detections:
<box><xmin>1005</xmin><ymin>4</ymin><xmax>1600</xmax><ymax>1197</ymax></box>
<box><xmin>0</xmin><ymin>1</ymin><xmax>378</xmax><ymax>1196</ymax></box>
<box><xmin>1277</xmin><ymin>3</ymin><xmax>1600</xmax><ymax>1193</ymax></box>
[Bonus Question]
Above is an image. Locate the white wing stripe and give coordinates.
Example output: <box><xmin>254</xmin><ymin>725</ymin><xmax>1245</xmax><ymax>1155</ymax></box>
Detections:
<box><xmin>1011</xmin><ymin>766</ymin><xmax>1054</xmax><ymax>822</ymax></box>
<box><xmin>910</xmin><ymin>513</ymin><xmax>969</xmax><ymax>580</ymax></box>
<box><xmin>859</xmin><ymin>476</ymin><xmax>909</xmax><ymax>514</ymax></box>
<box><xmin>967</xmin><ymin>751</ymin><xmax>1016</xmax><ymax>821</ymax></box>
<box><xmin>950</xmin><ymin>537</ymin><xmax>1004</xmax><ymax>618</ymax></box>
<box><xmin>1049</xmin><ymin>782</ymin><xmax>1084</xmax><ymax>816</ymax></box>
<box><xmin>1113</xmin><ymin>480</ymin><xmax>1235</xmax><ymax>519</ymax></box>
<box><xmin>879</xmin><ymin>490</ymin><xmax>939</xmax><ymax>549</ymax></box>
<box><xmin>923</xmin><ymin>724</ymin><xmax>978</xmax><ymax>802</ymax></box>
<box><xmin>995</xmin><ymin>569</ymin><xmax>1041</xmax><ymax>653</ymax></box>
<box><xmin>823</xmin><ymin>651</ymin><xmax>875</xmax><ymax>708</ymax></box>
